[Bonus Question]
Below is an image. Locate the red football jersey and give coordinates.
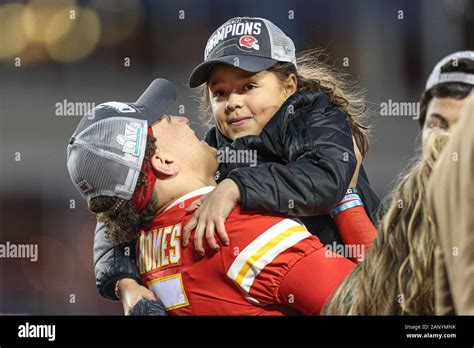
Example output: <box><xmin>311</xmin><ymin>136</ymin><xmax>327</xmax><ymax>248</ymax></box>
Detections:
<box><xmin>137</xmin><ymin>187</ymin><xmax>356</xmax><ymax>315</ymax></box>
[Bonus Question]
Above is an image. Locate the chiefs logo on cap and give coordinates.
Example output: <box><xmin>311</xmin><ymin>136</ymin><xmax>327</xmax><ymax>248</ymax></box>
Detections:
<box><xmin>239</xmin><ymin>35</ymin><xmax>260</xmax><ymax>51</ymax></box>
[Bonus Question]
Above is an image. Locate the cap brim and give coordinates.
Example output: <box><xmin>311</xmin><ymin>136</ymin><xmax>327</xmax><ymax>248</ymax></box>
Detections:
<box><xmin>189</xmin><ymin>55</ymin><xmax>278</xmax><ymax>88</ymax></box>
<box><xmin>134</xmin><ymin>78</ymin><xmax>177</xmax><ymax>123</ymax></box>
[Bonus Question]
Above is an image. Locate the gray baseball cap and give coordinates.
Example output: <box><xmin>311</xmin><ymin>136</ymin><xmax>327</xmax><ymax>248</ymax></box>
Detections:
<box><xmin>66</xmin><ymin>79</ymin><xmax>176</xmax><ymax>207</ymax></box>
<box><xmin>425</xmin><ymin>50</ymin><xmax>474</xmax><ymax>90</ymax></box>
<box><xmin>189</xmin><ymin>17</ymin><xmax>297</xmax><ymax>88</ymax></box>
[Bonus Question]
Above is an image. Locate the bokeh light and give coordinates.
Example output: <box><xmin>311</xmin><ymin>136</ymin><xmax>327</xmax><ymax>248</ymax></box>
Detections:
<box><xmin>0</xmin><ymin>3</ymin><xmax>28</xmax><ymax>59</ymax></box>
<box><xmin>46</xmin><ymin>7</ymin><xmax>101</xmax><ymax>63</ymax></box>
<box><xmin>21</xmin><ymin>0</ymin><xmax>76</xmax><ymax>45</ymax></box>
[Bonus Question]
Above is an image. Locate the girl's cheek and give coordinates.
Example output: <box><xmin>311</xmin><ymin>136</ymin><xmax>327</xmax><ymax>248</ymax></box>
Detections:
<box><xmin>215</xmin><ymin>110</ymin><xmax>229</xmax><ymax>133</ymax></box>
<box><xmin>212</xmin><ymin>104</ymin><xmax>225</xmax><ymax>122</ymax></box>
<box><xmin>258</xmin><ymin>105</ymin><xmax>278</xmax><ymax>125</ymax></box>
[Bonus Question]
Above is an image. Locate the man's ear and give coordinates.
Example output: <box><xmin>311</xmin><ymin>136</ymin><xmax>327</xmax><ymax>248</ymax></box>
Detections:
<box><xmin>150</xmin><ymin>152</ymin><xmax>180</xmax><ymax>180</ymax></box>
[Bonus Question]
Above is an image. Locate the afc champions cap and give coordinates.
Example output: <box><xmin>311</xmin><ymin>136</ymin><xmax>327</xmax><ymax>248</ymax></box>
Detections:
<box><xmin>425</xmin><ymin>50</ymin><xmax>474</xmax><ymax>91</ymax></box>
<box><xmin>189</xmin><ymin>17</ymin><xmax>297</xmax><ymax>88</ymax></box>
<box><xmin>66</xmin><ymin>79</ymin><xmax>176</xmax><ymax>210</ymax></box>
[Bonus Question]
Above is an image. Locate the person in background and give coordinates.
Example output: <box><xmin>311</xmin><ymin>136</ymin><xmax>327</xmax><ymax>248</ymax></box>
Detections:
<box><xmin>322</xmin><ymin>129</ymin><xmax>449</xmax><ymax>315</ymax></box>
<box><xmin>419</xmin><ymin>51</ymin><xmax>474</xmax><ymax>143</ymax></box>
<box><xmin>429</xmin><ymin>92</ymin><xmax>474</xmax><ymax>315</ymax></box>
<box><xmin>322</xmin><ymin>50</ymin><xmax>474</xmax><ymax>315</ymax></box>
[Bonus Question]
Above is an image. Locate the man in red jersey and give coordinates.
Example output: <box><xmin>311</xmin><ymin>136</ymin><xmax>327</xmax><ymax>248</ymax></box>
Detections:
<box><xmin>67</xmin><ymin>84</ymin><xmax>375</xmax><ymax>315</ymax></box>
<box><xmin>136</xmin><ymin>185</ymin><xmax>360</xmax><ymax>315</ymax></box>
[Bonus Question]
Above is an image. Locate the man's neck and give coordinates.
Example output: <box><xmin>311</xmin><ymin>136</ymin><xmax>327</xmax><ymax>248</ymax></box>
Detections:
<box><xmin>155</xmin><ymin>176</ymin><xmax>216</xmax><ymax>214</ymax></box>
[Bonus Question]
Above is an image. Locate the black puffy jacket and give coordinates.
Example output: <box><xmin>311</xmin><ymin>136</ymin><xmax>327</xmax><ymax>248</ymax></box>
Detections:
<box><xmin>93</xmin><ymin>90</ymin><xmax>381</xmax><ymax>300</ymax></box>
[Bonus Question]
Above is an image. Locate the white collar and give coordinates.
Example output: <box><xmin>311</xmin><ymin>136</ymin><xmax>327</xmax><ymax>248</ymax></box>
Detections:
<box><xmin>163</xmin><ymin>186</ymin><xmax>215</xmax><ymax>212</ymax></box>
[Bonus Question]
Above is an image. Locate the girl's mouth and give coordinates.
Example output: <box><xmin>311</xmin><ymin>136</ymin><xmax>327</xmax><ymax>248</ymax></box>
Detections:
<box><xmin>228</xmin><ymin>117</ymin><xmax>252</xmax><ymax>127</ymax></box>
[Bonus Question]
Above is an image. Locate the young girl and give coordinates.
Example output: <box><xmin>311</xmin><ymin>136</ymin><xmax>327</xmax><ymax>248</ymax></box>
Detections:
<box><xmin>182</xmin><ymin>16</ymin><xmax>379</xmax><ymax>254</ymax></box>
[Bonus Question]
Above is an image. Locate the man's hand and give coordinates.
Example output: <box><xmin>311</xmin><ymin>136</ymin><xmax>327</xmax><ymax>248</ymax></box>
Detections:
<box><xmin>182</xmin><ymin>179</ymin><xmax>240</xmax><ymax>255</ymax></box>
<box><xmin>116</xmin><ymin>278</ymin><xmax>157</xmax><ymax>315</ymax></box>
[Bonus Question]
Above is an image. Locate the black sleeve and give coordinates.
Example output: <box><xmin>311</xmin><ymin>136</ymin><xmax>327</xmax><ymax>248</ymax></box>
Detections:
<box><xmin>227</xmin><ymin>92</ymin><xmax>356</xmax><ymax>217</ymax></box>
<box><xmin>93</xmin><ymin>222</ymin><xmax>142</xmax><ymax>301</ymax></box>
<box><xmin>356</xmin><ymin>165</ymin><xmax>382</xmax><ymax>224</ymax></box>
<box><xmin>203</xmin><ymin>127</ymin><xmax>218</xmax><ymax>148</ymax></box>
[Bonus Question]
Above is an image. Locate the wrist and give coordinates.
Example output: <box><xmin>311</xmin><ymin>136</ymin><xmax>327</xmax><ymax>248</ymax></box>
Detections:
<box><xmin>224</xmin><ymin>179</ymin><xmax>241</xmax><ymax>203</ymax></box>
<box><xmin>330</xmin><ymin>193</ymin><xmax>363</xmax><ymax>218</ymax></box>
<box><xmin>115</xmin><ymin>278</ymin><xmax>138</xmax><ymax>299</ymax></box>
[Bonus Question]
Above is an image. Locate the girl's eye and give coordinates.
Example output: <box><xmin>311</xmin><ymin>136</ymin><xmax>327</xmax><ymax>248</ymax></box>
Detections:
<box><xmin>244</xmin><ymin>83</ymin><xmax>257</xmax><ymax>91</ymax></box>
<box><xmin>213</xmin><ymin>90</ymin><xmax>226</xmax><ymax>98</ymax></box>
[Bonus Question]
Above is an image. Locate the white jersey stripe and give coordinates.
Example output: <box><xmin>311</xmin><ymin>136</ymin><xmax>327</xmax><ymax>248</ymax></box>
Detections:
<box><xmin>239</xmin><ymin>231</ymin><xmax>312</xmax><ymax>293</ymax></box>
<box><xmin>227</xmin><ymin>219</ymin><xmax>302</xmax><ymax>280</ymax></box>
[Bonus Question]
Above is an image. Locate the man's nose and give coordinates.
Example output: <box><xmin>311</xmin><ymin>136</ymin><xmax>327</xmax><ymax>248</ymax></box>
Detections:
<box><xmin>170</xmin><ymin>116</ymin><xmax>189</xmax><ymax>125</ymax></box>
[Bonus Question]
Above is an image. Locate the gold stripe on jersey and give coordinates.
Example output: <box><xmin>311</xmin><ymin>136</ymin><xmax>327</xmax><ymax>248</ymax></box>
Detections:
<box><xmin>234</xmin><ymin>225</ymin><xmax>307</xmax><ymax>286</ymax></box>
<box><xmin>227</xmin><ymin>219</ymin><xmax>312</xmax><ymax>296</ymax></box>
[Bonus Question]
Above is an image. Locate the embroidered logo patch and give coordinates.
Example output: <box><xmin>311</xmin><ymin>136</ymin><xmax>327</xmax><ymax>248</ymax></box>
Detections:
<box><xmin>239</xmin><ymin>35</ymin><xmax>260</xmax><ymax>50</ymax></box>
<box><xmin>117</xmin><ymin>122</ymin><xmax>143</xmax><ymax>156</ymax></box>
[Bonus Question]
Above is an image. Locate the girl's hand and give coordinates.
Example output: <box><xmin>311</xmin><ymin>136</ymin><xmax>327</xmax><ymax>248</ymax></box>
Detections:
<box><xmin>182</xmin><ymin>179</ymin><xmax>241</xmax><ymax>255</ymax></box>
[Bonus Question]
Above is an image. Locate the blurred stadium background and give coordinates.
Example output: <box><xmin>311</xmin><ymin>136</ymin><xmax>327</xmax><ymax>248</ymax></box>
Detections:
<box><xmin>0</xmin><ymin>0</ymin><xmax>472</xmax><ymax>314</ymax></box>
